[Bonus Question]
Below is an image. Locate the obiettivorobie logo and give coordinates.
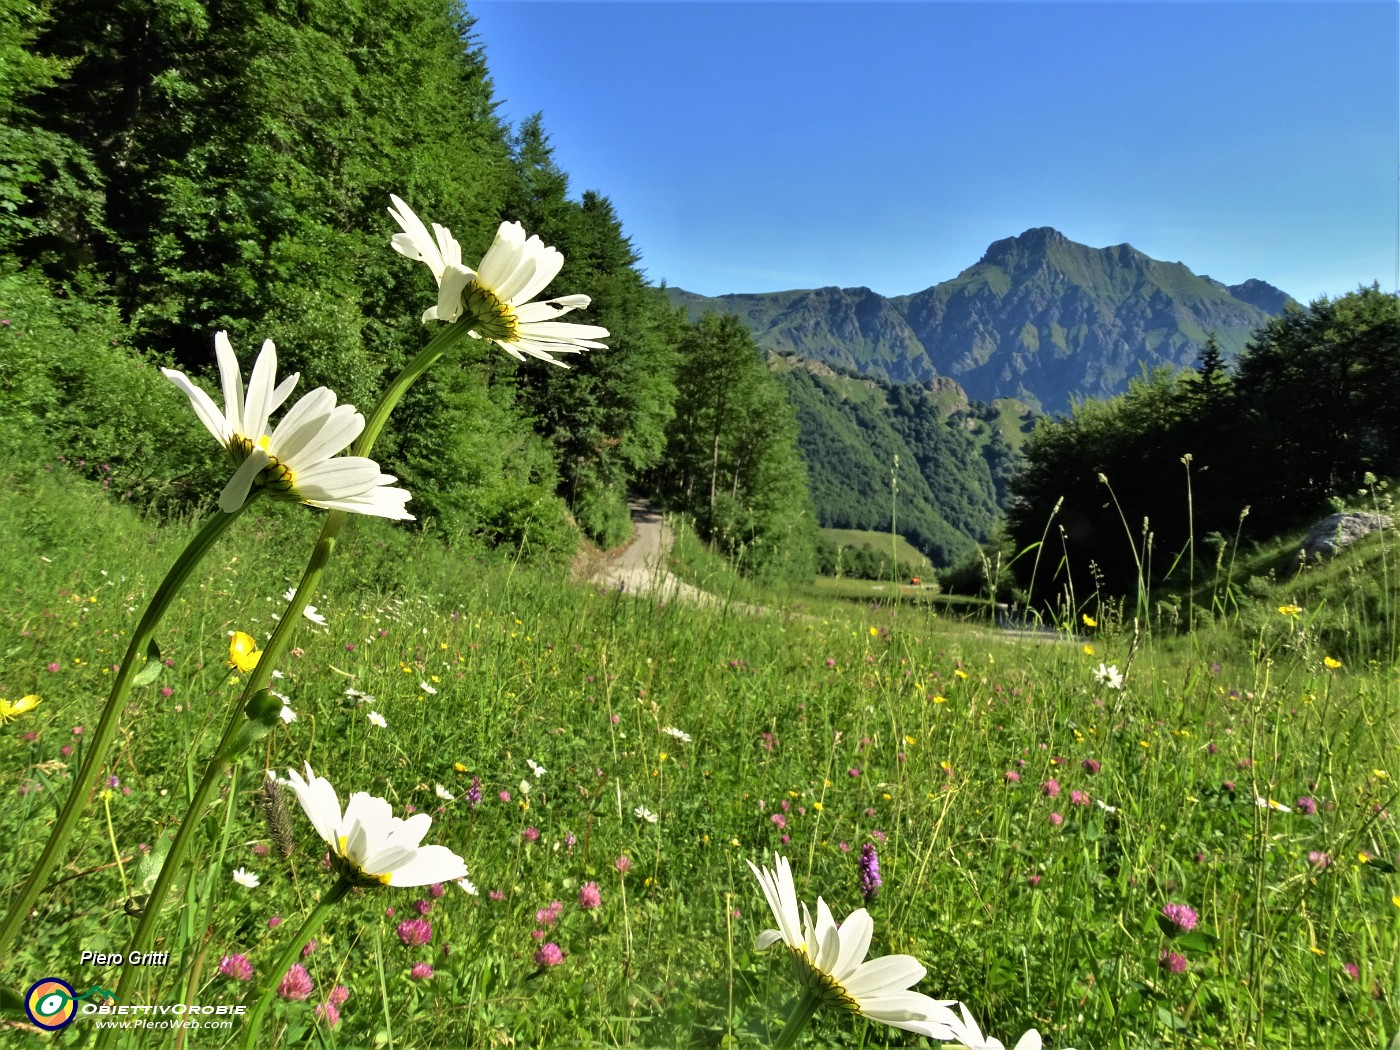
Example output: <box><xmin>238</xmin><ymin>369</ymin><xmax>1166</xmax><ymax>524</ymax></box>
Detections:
<box><xmin>24</xmin><ymin>977</ymin><xmax>118</xmax><ymax>1031</ymax></box>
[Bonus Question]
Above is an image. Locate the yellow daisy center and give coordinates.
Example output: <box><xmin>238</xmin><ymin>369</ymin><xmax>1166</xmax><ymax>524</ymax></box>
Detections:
<box><xmin>334</xmin><ymin>836</ymin><xmax>394</xmax><ymax>887</ymax></box>
<box><xmin>792</xmin><ymin>948</ymin><xmax>858</xmax><ymax>1011</ymax></box>
<box><xmin>464</xmin><ymin>280</ymin><xmax>520</xmax><ymax>342</ymax></box>
<box><xmin>230</xmin><ymin>435</ymin><xmax>297</xmax><ymax>497</ymax></box>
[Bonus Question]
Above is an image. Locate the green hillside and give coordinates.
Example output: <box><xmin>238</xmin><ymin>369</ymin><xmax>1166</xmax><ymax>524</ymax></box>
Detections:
<box><xmin>821</xmin><ymin>527</ymin><xmax>933</xmax><ymax>570</ymax></box>
<box><xmin>771</xmin><ymin>355</ymin><xmax>1007</xmax><ymax>566</ymax></box>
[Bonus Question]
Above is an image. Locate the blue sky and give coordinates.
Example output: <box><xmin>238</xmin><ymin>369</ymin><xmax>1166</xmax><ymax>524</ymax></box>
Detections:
<box><xmin>471</xmin><ymin>1</ymin><xmax>1398</xmax><ymax>304</ymax></box>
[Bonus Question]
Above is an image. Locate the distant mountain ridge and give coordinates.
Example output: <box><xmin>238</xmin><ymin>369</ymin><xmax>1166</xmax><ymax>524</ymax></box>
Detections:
<box><xmin>666</xmin><ymin>227</ymin><xmax>1295</xmax><ymax>413</ymax></box>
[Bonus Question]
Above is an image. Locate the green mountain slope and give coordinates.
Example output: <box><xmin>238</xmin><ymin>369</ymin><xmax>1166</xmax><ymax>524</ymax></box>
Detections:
<box><xmin>770</xmin><ymin>355</ymin><xmax>1009</xmax><ymax>565</ymax></box>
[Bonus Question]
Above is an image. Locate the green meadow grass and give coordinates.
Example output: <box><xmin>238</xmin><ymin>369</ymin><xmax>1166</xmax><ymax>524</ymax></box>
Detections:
<box><xmin>819</xmin><ymin>530</ymin><xmax>933</xmax><ymax>573</ymax></box>
<box><xmin>2</xmin><ymin>461</ymin><xmax>1398</xmax><ymax>1048</ymax></box>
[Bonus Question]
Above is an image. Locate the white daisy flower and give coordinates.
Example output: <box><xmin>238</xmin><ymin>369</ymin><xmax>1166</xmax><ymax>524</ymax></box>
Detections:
<box><xmin>283</xmin><ymin>588</ymin><xmax>327</xmax><ymax>625</ymax></box>
<box><xmin>388</xmin><ymin>196</ymin><xmax>609</xmax><ymax>367</ymax></box>
<box><xmin>367</xmin><ymin>711</ymin><xmax>387</xmax><ymax>728</ymax></box>
<box><xmin>746</xmin><ymin>852</ymin><xmax>960</xmax><ymax>1040</ymax></box>
<box><xmin>419</xmin><ymin>681</ymin><xmax>437</xmax><ymax>695</ymax></box>
<box><xmin>527</xmin><ymin>758</ymin><xmax>546</xmax><ymax>779</ymax></box>
<box><xmin>662</xmin><ymin>726</ymin><xmax>692</xmax><ymax>743</ymax></box>
<box><xmin>945</xmin><ymin>1003</ymin><xmax>1060</xmax><ymax>1050</ymax></box>
<box><xmin>456</xmin><ymin>877</ymin><xmax>478</xmax><ymax>896</ymax></box>
<box><xmin>274</xmin><ymin>764</ymin><xmax>468</xmax><ymax>888</ymax></box>
<box><xmin>434</xmin><ymin>784</ymin><xmax>454</xmax><ymax>801</ymax></box>
<box><xmin>232</xmin><ymin>867</ymin><xmax>260</xmax><ymax>889</ymax></box>
<box><xmin>344</xmin><ymin>688</ymin><xmax>375</xmax><ymax>704</ymax></box>
<box><xmin>634</xmin><ymin>805</ymin><xmax>658</xmax><ymax>824</ymax></box>
<box><xmin>163</xmin><ymin>332</ymin><xmax>414</xmax><ymax>519</ymax></box>
<box><xmin>1092</xmin><ymin>663</ymin><xmax>1124</xmax><ymax>690</ymax></box>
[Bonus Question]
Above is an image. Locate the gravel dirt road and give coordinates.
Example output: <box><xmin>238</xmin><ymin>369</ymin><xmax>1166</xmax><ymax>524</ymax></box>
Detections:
<box><xmin>591</xmin><ymin>501</ymin><xmax>766</xmax><ymax>614</ymax></box>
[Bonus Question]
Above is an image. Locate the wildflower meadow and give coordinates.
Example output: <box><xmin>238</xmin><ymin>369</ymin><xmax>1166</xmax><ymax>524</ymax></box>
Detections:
<box><xmin>1</xmin><ymin>200</ymin><xmax>1398</xmax><ymax>1050</ymax></box>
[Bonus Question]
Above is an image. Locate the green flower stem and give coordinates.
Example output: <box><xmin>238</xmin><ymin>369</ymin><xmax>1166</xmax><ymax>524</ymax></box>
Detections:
<box><xmin>0</xmin><ymin>503</ymin><xmax>248</xmax><ymax>960</ymax></box>
<box><xmin>106</xmin><ymin>518</ymin><xmax>347</xmax><ymax>1024</ymax></box>
<box><xmin>239</xmin><ymin>877</ymin><xmax>353</xmax><ymax>1049</ymax></box>
<box><xmin>354</xmin><ymin>321</ymin><xmax>473</xmax><ymax>457</ymax></box>
<box><xmin>108</xmin><ymin>319</ymin><xmax>476</xmax><ymax>1014</ymax></box>
<box><xmin>771</xmin><ymin>990</ymin><xmax>821</xmax><ymax>1050</ymax></box>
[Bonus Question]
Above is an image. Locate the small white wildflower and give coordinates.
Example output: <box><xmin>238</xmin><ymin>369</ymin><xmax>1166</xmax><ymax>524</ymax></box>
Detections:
<box><xmin>1255</xmin><ymin>796</ymin><xmax>1292</xmax><ymax>813</ymax></box>
<box><xmin>634</xmin><ymin>805</ymin><xmax>658</xmax><ymax>824</ymax></box>
<box><xmin>435</xmin><ymin>784</ymin><xmax>454</xmax><ymax>801</ymax></box>
<box><xmin>419</xmin><ymin>681</ymin><xmax>437</xmax><ymax>695</ymax></box>
<box><xmin>1093</xmin><ymin>663</ymin><xmax>1124</xmax><ymax>690</ymax></box>
<box><xmin>232</xmin><ymin>867</ymin><xmax>260</xmax><ymax>889</ymax></box>
<box><xmin>367</xmin><ymin>710</ymin><xmax>387</xmax><ymax>728</ymax></box>
<box><xmin>527</xmin><ymin>758</ymin><xmax>546</xmax><ymax>779</ymax></box>
<box><xmin>282</xmin><ymin>588</ymin><xmax>327</xmax><ymax>625</ymax></box>
<box><xmin>662</xmin><ymin>726</ymin><xmax>692</xmax><ymax>743</ymax></box>
<box><xmin>279</xmin><ymin>706</ymin><xmax>297</xmax><ymax>724</ymax></box>
<box><xmin>456</xmin><ymin>877</ymin><xmax>478</xmax><ymax>896</ymax></box>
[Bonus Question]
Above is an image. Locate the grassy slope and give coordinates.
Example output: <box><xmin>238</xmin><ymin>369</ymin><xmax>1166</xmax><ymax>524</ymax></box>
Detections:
<box><xmin>821</xmin><ymin>527</ymin><xmax>932</xmax><ymax>570</ymax></box>
<box><xmin>2</xmin><ymin>464</ymin><xmax>1398</xmax><ymax>1048</ymax></box>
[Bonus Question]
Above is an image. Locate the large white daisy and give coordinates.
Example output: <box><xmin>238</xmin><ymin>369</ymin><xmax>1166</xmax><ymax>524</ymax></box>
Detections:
<box><xmin>163</xmin><ymin>333</ymin><xmax>413</xmax><ymax>519</ymax></box>
<box><xmin>388</xmin><ymin>195</ymin><xmax>609</xmax><ymax>367</ymax></box>
<box><xmin>946</xmin><ymin>1003</ymin><xmax>1066</xmax><ymax>1050</ymax></box>
<box><xmin>746</xmin><ymin>852</ymin><xmax>960</xmax><ymax>1040</ymax></box>
<box><xmin>274</xmin><ymin>764</ymin><xmax>467</xmax><ymax>888</ymax></box>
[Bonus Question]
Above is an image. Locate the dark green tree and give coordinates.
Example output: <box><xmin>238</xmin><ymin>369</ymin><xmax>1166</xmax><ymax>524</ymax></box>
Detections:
<box><xmin>1180</xmin><ymin>332</ymin><xmax>1231</xmax><ymax>414</ymax></box>
<box><xmin>1233</xmin><ymin>286</ymin><xmax>1400</xmax><ymax>514</ymax></box>
<box><xmin>659</xmin><ymin>312</ymin><xmax>817</xmax><ymax>579</ymax></box>
<box><xmin>500</xmin><ymin>116</ymin><xmax>680</xmax><ymax>546</ymax></box>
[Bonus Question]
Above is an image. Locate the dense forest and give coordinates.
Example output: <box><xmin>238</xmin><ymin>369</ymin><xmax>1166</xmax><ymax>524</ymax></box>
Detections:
<box><xmin>0</xmin><ymin>0</ymin><xmax>816</xmax><ymax>577</ymax></box>
<box><xmin>1005</xmin><ymin>285</ymin><xmax>1400</xmax><ymax>605</ymax></box>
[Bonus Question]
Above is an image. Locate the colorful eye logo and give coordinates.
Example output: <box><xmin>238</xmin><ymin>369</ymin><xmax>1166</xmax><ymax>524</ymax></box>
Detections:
<box><xmin>25</xmin><ymin>977</ymin><xmax>77</xmax><ymax>1030</ymax></box>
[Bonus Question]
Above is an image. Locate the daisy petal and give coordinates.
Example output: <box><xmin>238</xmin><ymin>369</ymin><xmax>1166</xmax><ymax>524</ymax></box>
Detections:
<box><xmin>219</xmin><ymin>448</ymin><xmax>271</xmax><ymax>513</ymax></box>
<box><xmin>162</xmin><ymin>368</ymin><xmax>231</xmax><ymax>445</ymax></box>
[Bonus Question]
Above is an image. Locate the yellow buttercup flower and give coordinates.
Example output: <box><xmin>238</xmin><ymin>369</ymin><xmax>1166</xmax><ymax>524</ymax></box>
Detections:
<box><xmin>1082</xmin><ymin>614</ymin><xmax>1097</xmax><ymax>628</ymax></box>
<box><xmin>228</xmin><ymin>631</ymin><xmax>262</xmax><ymax>674</ymax></box>
<box><xmin>1277</xmin><ymin>604</ymin><xmax>1303</xmax><ymax>617</ymax></box>
<box><xmin>1323</xmin><ymin>656</ymin><xmax>1342</xmax><ymax>670</ymax></box>
<box><xmin>0</xmin><ymin>694</ymin><xmax>42</xmax><ymax>725</ymax></box>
